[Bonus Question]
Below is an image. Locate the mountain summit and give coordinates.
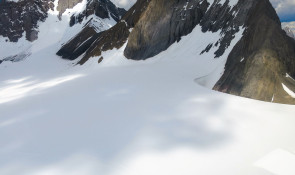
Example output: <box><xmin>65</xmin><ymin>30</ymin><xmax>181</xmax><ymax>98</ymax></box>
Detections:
<box><xmin>213</xmin><ymin>0</ymin><xmax>295</xmax><ymax>104</ymax></box>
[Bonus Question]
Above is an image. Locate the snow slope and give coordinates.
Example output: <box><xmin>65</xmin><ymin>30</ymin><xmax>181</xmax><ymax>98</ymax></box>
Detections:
<box><xmin>1</xmin><ymin>16</ymin><xmax>295</xmax><ymax>175</ymax></box>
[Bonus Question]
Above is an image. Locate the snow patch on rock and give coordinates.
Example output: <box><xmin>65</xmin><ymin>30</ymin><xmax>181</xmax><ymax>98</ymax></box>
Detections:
<box><xmin>282</xmin><ymin>83</ymin><xmax>295</xmax><ymax>98</ymax></box>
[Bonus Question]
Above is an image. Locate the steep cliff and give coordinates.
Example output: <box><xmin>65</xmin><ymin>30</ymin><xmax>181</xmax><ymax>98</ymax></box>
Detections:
<box><xmin>124</xmin><ymin>0</ymin><xmax>295</xmax><ymax>104</ymax></box>
<box><xmin>213</xmin><ymin>0</ymin><xmax>295</xmax><ymax>104</ymax></box>
<box><xmin>57</xmin><ymin>0</ymin><xmax>150</xmax><ymax>64</ymax></box>
<box><xmin>60</xmin><ymin>0</ymin><xmax>257</xmax><ymax>63</ymax></box>
<box><xmin>124</xmin><ymin>0</ymin><xmax>208</xmax><ymax>60</ymax></box>
<box><xmin>69</xmin><ymin>0</ymin><xmax>126</xmax><ymax>26</ymax></box>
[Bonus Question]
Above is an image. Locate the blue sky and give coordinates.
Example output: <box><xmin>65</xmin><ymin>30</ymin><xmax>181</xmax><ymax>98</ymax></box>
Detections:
<box><xmin>270</xmin><ymin>0</ymin><xmax>295</xmax><ymax>22</ymax></box>
<box><xmin>111</xmin><ymin>0</ymin><xmax>295</xmax><ymax>22</ymax></box>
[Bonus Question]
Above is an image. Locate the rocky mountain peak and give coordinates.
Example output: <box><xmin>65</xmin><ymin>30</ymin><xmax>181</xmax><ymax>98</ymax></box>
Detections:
<box><xmin>0</xmin><ymin>0</ymin><xmax>125</xmax><ymax>42</ymax></box>
<box><xmin>57</xmin><ymin>0</ymin><xmax>151</xmax><ymax>63</ymax></box>
<box><xmin>59</xmin><ymin>0</ymin><xmax>260</xmax><ymax>62</ymax></box>
<box><xmin>214</xmin><ymin>0</ymin><xmax>295</xmax><ymax>104</ymax></box>
<box><xmin>68</xmin><ymin>0</ymin><xmax>126</xmax><ymax>26</ymax></box>
<box><xmin>124</xmin><ymin>0</ymin><xmax>258</xmax><ymax>60</ymax></box>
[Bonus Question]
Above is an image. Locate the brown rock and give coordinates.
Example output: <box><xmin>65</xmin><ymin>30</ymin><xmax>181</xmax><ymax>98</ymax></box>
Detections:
<box><xmin>124</xmin><ymin>0</ymin><xmax>209</xmax><ymax>60</ymax></box>
<box><xmin>213</xmin><ymin>0</ymin><xmax>295</xmax><ymax>104</ymax></box>
<box><xmin>57</xmin><ymin>0</ymin><xmax>151</xmax><ymax>64</ymax></box>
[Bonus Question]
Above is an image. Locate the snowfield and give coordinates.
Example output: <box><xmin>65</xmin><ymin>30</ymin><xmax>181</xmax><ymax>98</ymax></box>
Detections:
<box><xmin>1</xmin><ymin>2</ymin><xmax>295</xmax><ymax>175</ymax></box>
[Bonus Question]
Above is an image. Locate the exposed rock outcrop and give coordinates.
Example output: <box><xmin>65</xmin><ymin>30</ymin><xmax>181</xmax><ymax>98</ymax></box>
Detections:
<box><xmin>124</xmin><ymin>0</ymin><xmax>209</xmax><ymax>60</ymax></box>
<box><xmin>56</xmin><ymin>25</ymin><xmax>102</xmax><ymax>61</ymax></box>
<box><xmin>58</xmin><ymin>0</ymin><xmax>246</xmax><ymax>63</ymax></box>
<box><xmin>57</xmin><ymin>0</ymin><xmax>150</xmax><ymax>64</ymax></box>
<box><xmin>213</xmin><ymin>0</ymin><xmax>295</xmax><ymax>104</ymax></box>
<box><xmin>0</xmin><ymin>0</ymin><xmax>54</xmax><ymax>42</ymax></box>
<box><xmin>124</xmin><ymin>0</ymin><xmax>257</xmax><ymax>60</ymax></box>
<box><xmin>69</xmin><ymin>0</ymin><xmax>126</xmax><ymax>26</ymax></box>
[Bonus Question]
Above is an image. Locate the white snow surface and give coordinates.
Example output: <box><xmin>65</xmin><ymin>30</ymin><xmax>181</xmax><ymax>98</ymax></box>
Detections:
<box><xmin>1</xmin><ymin>11</ymin><xmax>295</xmax><ymax>175</ymax></box>
<box><xmin>255</xmin><ymin>149</ymin><xmax>295</xmax><ymax>175</ymax></box>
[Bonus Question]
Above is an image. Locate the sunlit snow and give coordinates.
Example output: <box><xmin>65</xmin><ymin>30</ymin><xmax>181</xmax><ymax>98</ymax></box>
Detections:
<box><xmin>0</xmin><ymin>0</ymin><xmax>295</xmax><ymax>175</ymax></box>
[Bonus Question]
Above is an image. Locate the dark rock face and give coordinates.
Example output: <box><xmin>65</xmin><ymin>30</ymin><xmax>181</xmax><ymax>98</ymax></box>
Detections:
<box><xmin>125</xmin><ymin>0</ymin><xmax>209</xmax><ymax>60</ymax></box>
<box><xmin>124</xmin><ymin>0</ymin><xmax>256</xmax><ymax>60</ymax></box>
<box><xmin>57</xmin><ymin>0</ymin><xmax>278</xmax><ymax>64</ymax></box>
<box><xmin>200</xmin><ymin>0</ymin><xmax>256</xmax><ymax>57</ymax></box>
<box><xmin>77</xmin><ymin>0</ymin><xmax>150</xmax><ymax>64</ymax></box>
<box><xmin>125</xmin><ymin>0</ymin><xmax>295</xmax><ymax>104</ymax></box>
<box><xmin>69</xmin><ymin>0</ymin><xmax>126</xmax><ymax>26</ymax></box>
<box><xmin>57</xmin><ymin>25</ymin><xmax>102</xmax><ymax>61</ymax></box>
<box><xmin>57</xmin><ymin>0</ymin><xmax>150</xmax><ymax>64</ymax></box>
<box><xmin>56</xmin><ymin>0</ymin><xmax>127</xmax><ymax>61</ymax></box>
<box><xmin>213</xmin><ymin>0</ymin><xmax>295</xmax><ymax>104</ymax></box>
<box><xmin>0</xmin><ymin>0</ymin><xmax>54</xmax><ymax>42</ymax></box>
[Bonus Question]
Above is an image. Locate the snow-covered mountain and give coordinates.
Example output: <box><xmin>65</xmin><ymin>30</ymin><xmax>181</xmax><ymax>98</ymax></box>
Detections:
<box><xmin>56</xmin><ymin>0</ymin><xmax>295</xmax><ymax>104</ymax></box>
<box><xmin>2</xmin><ymin>0</ymin><xmax>294</xmax><ymax>105</ymax></box>
<box><xmin>282</xmin><ymin>21</ymin><xmax>295</xmax><ymax>39</ymax></box>
<box><xmin>57</xmin><ymin>0</ymin><xmax>150</xmax><ymax>62</ymax></box>
<box><xmin>0</xmin><ymin>0</ymin><xmax>125</xmax><ymax>63</ymax></box>
<box><xmin>1</xmin><ymin>1</ymin><xmax>295</xmax><ymax>174</ymax></box>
